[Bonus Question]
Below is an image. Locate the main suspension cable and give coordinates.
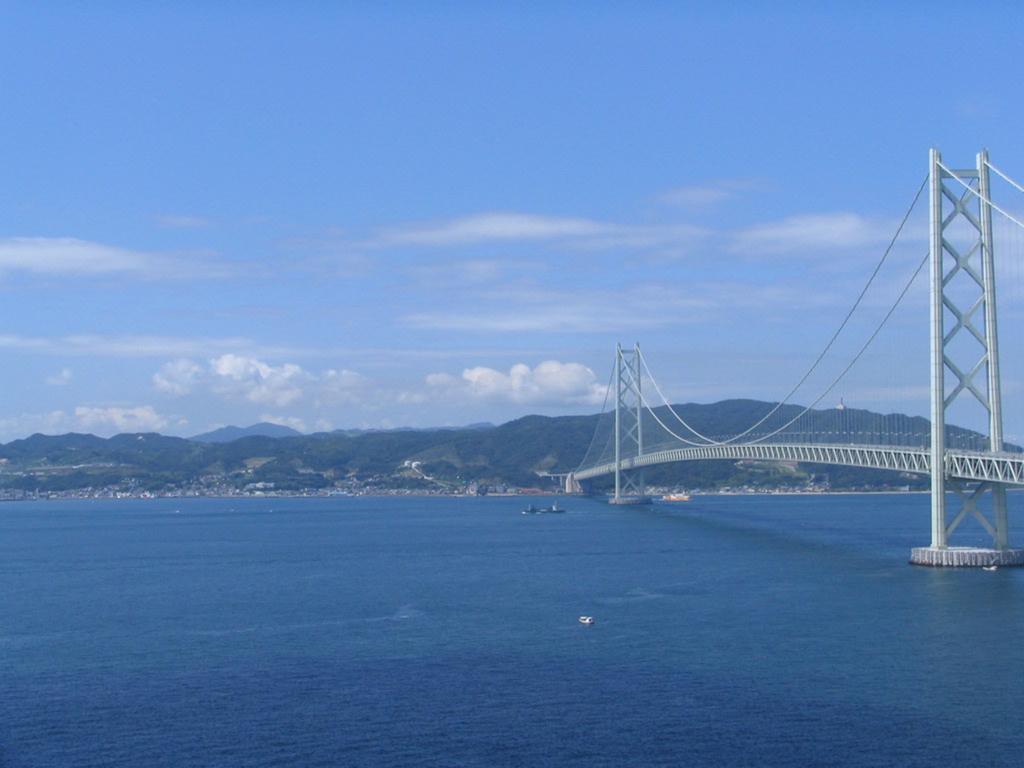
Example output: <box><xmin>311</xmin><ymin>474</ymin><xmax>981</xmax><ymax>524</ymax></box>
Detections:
<box><xmin>601</xmin><ymin>246</ymin><xmax>929</xmax><ymax>459</ymax></box>
<box><xmin>574</xmin><ymin>361</ymin><xmax>616</xmax><ymax>472</ymax></box>
<box><xmin>985</xmin><ymin>159</ymin><xmax>1024</xmax><ymax>197</ymax></box>
<box><xmin>643</xmin><ymin>174</ymin><xmax>927</xmax><ymax>446</ymax></box>
<box><xmin>939</xmin><ymin>161</ymin><xmax>1024</xmax><ymax>231</ymax></box>
<box><xmin>617</xmin><ymin>361</ymin><xmax>724</xmax><ymax>447</ymax></box>
<box><xmin>638</xmin><ymin>352</ymin><xmax>718</xmax><ymax>444</ymax></box>
<box><xmin>746</xmin><ymin>249</ymin><xmax>929</xmax><ymax>445</ymax></box>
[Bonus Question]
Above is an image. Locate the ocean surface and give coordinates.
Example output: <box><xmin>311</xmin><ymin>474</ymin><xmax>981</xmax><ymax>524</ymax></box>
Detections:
<box><xmin>3</xmin><ymin>493</ymin><xmax>1024</xmax><ymax>767</ymax></box>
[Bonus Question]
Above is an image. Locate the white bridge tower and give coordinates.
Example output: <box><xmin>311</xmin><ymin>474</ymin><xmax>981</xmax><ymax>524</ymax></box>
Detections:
<box><xmin>911</xmin><ymin>149</ymin><xmax>1024</xmax><ymax>567</ymax></box>
<box><xmin>611</xmin><ymin>343</ymin><xmax>651</xmax><ymax>505</ymax></box>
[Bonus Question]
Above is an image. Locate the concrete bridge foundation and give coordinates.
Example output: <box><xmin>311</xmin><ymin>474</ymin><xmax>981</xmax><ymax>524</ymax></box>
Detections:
<box><xmin>910</xmin><ymin>547</ymin><xmax>1024</xmax><ymax>567</ymax></box>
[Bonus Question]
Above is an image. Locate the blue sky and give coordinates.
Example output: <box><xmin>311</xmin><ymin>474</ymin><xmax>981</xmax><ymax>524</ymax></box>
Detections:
<box><xmin>1</xmin><ymin>2</ymin><xmax>1023</xmax><ymax>440</ymax></box>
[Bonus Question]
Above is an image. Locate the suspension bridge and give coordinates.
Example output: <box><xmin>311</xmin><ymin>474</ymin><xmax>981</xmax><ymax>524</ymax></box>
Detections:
<box><xmin>568</xmin><ymin>149</ymin><xmax>1024</xmax><ymax>567</ymax></box>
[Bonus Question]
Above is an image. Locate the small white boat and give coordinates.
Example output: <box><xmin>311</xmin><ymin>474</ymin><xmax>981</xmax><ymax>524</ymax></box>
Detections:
<box><xmin>983</xmin><ymin>565</ymin><xmax>999</xmax><ymax>572</ymax></box>
<box><xmin>578</xmin><ymin>615</ymin><xmax>595</xmax><ymax>625</ymax></box>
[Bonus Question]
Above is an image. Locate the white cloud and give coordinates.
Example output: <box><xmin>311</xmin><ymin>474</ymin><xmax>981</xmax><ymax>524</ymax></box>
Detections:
<box><xmin>150</xmin><ymin>355</ymin><xmax>372</xmax><ymax>410</ymax></box>
<box><xmin>209</xmin><ymin>354</ymin><xmax>309</xmax><ymax>407</ymax></box>
<box><xmin>375</xmin><ymin>212</ymin><xmax>707</xmax><ymax>252</ymax></box>
<box><xmin>0</xmin><ymin>410</ymin><xmax>72</xmax><ymax>440</ymax></box>
<box><xmin>0</xmin><ymin>333</ymin><xmax>315</xmax><ymax>359</ymax></box>
<box><xmin>73</xmin><ymin>405</ymin><xmax>169</xmax><ymax>433</ymax></box>
<box><xmin>424</xmin><ymin>361</ymin><xmax>606</xmax><ymax>406</ymax></box>
<box><xmin>0</xmin><ymin>237</ymin><xmax>161</xmax><ymax>275</ymax></box>
<box><xmin>379</xmin><ymin>212</ymin><xmax>610</xmax><ymax>246</ymax></box>
<box><xmin>319</xmin><ymin>368</ymin><xmax>369</xmax><ymax>405</ymax></box>
<box><xmin>0</xmin><ymin>406</ymin><xmax>184</xmax><ymax>440</ymax></box>
<box><xmin>0</xmin><ymin>237</ymin><xmax>226</xmax><ymax>279</ymax></box>
<box><xmin>45</xmin><ymin>368</ymin><xmax>73</xmax><ymax>386</ymax></box>
<box><xmin>153</xmin><ymin>359</ymin><xmax>203</xmax><ymax>396</ymax></box>
<box><xmin>733</xmin><ymin>213</ymin><xmax>897</xmax><ymax>255</ymax></box>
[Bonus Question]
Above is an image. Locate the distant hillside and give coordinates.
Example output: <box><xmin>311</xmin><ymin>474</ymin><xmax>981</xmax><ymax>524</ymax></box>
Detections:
<box><xmin>190</xmin><ymin>422</ymin><xmax>304</xmax><ymax>443</ymax></box>
<box><xmin>329</xmin><ymin>422</ymin><xmax>495</xmax><ymax>437</ymax></box>
<box><xmin>0</xmin><ymin>400</ymin><xmax>974</xmax><ymax>495</ymax></box>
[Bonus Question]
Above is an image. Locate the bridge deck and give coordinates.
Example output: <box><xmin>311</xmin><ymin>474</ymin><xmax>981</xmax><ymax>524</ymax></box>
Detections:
<box><xmin>574</xmin><ymin>443</ymin><xmax>1024</xmax><ymax>486</ymax></box>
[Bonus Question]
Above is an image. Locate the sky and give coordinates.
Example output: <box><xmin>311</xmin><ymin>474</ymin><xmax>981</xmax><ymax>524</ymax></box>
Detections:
<box><xmin>2</xmin><ymin>1</ymin><xmax>1024</xmax><ymax>441</ymax></box>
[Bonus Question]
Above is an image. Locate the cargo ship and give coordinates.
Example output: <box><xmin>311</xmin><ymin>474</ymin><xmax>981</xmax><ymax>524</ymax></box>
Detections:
<box><xmin>522</xmin><ymin>502</ymin><xmax>566</xmax><ymax>514</ymax></box>
<box><xmin>661</xmin><ymin>493</ymin><xmax>691</xmax><ymax>502</ymax></box>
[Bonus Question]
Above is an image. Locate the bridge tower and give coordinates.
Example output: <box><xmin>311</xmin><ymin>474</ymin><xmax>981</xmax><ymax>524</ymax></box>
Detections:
<box><xmin>611</xmin><ymin>343</ymin><xmax>650</xmax><ymax>504</ymax></box>
<box><xmin>911</xmin><ymin>149</ymin><xmax>1024</xmax><ymax>566</ymax></box>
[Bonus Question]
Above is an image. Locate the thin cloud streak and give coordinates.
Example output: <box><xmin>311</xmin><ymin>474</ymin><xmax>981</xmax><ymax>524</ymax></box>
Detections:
<box><xmin>0</xmin><ymin>334</ymin><xmax>284</xmax><ymax>359</ymax></box>
<box><xmin>376</xmin><ymin>212</ymin><xmax>611</xmax><ymax>246</ymax></box>
<box><xmin>401</xmin><ymin>281</ymin><xmax>842</xmax><ymax>333</ymax></box>
<box><xmin>0</xmin><ymin>333</ymin><xmax>554</xmax><ymax>363</ymax></box>
<box><xmin>732</xmin><ymin>213</ymin><xmax>906</xmax><ymax>255</ymax></box>
<box><xmin>370</xmin><ymin>211</ymin><xmax>709</xmax><ymax>252</ymax></box>
<box><xmin>0</xmin><ymin>237</ymin><xmax>230</xmax><ymax>279</ymax></box>
<box><xmin>358</xmin><ymin>207</ymin><xmax>915</xmax><ymax>264</ymax></box>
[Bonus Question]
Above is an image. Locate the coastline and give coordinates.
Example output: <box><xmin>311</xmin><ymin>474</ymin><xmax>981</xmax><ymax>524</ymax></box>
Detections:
<box><xmin>0</xmin><ymin>488</ymin><xmax>942</xmax><ymax>503</ymax></box>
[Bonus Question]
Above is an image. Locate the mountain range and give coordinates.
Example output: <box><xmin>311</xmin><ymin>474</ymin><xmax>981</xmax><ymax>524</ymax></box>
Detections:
<box><xmin>0</xmin><ymin>400</ymin><xmax>949</xmax><ymax>494</ymax></box>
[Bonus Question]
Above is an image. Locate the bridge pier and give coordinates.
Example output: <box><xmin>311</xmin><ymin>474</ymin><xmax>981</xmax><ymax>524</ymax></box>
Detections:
<box><xmin>910</xmin><ymin>546</ymin><xmax>1024</xmax><ymax>568</ymax></box>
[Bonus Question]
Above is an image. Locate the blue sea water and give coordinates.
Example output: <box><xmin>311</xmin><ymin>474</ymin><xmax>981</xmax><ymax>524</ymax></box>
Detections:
<box><xmin>3</xmin><ymin>493</ymin><xmax>1024</xmax><ymax>767</ymax></box>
